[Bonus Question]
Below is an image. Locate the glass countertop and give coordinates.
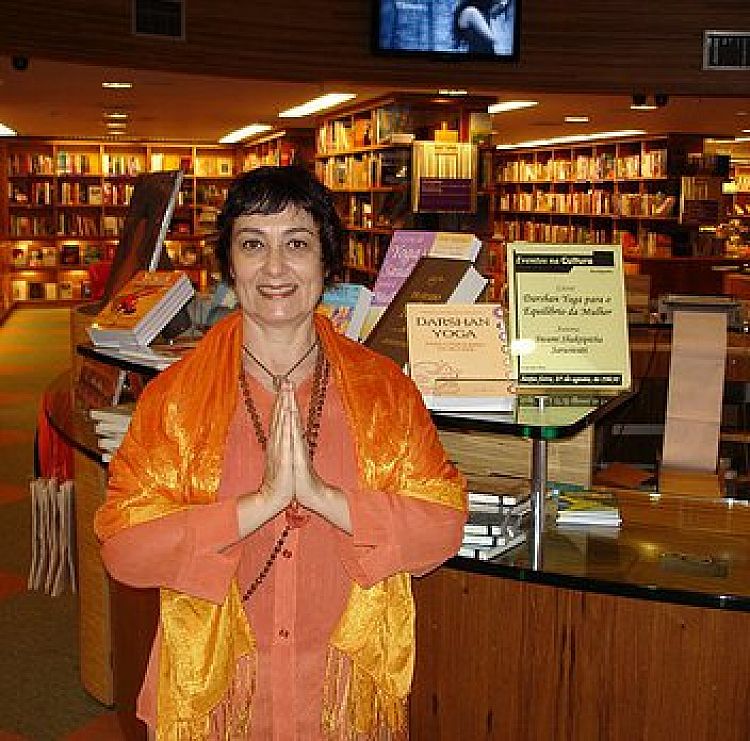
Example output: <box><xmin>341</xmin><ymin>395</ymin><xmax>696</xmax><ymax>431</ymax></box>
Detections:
<box><xmin>449</xmin><ymin>502</ymin><xmax>750</xmax><ymax>611</ymax></box>
<box><xmin>433</xmin><ymin>392</ymin><xmax>633</xmax><ymax>440</ymax></box>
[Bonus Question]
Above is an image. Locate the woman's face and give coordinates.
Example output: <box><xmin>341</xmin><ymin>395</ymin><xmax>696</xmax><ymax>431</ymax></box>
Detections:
<box><xmin>230</xmin><ymin>205</ymin><xmax>324</xmax><ymax>330</ymax></box>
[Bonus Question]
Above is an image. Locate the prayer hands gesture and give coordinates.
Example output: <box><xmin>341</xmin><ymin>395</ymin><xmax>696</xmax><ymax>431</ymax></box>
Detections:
<box><xmin>261</xmin><ymin>381</ymin><xmax>326</xmax><ymax>515</ymax></box>
<box><xmin>238</xmin><ymin>381</ymin><xmax>351</xmax><ymax>537</ymax></box>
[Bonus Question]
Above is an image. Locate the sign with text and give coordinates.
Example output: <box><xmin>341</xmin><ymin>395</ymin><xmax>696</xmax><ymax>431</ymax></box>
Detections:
<box><xmin>418</xmin><ymin>178</ymin><xmax>473</xmax><ymax>212</ymax></box>
<box><xmin>506</xmin><ymin>243</ymin><xmax>631</xmax><ymax>391</ymax></box>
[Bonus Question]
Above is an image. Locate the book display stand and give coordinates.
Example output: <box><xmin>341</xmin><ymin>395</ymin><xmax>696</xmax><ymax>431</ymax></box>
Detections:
<box><xmin>434</xmin><ymin>391</ymin><xmax>632</xmax><ymax>568</ymax></box>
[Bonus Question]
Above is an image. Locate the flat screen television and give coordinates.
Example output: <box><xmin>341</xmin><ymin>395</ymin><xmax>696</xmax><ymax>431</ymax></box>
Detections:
<box><xmin>374</xmin><ymin>0</ymin><xmax>519</xmax><ymax>60</ymax></box>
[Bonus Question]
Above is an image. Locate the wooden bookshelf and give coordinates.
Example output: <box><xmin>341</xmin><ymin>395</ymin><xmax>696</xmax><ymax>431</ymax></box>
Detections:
<box><xmin>0</xmin><ymin>138</ymin><xmax>247</xmax><ymax>312</ymax></box>
<box><xmin>314</xmin><ymin>95</ymin><xmax>495</xmax><ymax>282</ymax></box>
<box><xmin>242</xmin><ymin>128</ymin><xmax>315</xmax><ymax>171</ymax></box>
<box><xmin>489</xmin><ymin>134</ymin><xmax>706</xmax><ymax>259</ymax></box>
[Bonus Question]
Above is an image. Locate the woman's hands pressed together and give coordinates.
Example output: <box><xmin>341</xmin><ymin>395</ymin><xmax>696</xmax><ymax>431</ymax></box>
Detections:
<box><xmin>237</xmin><ymin>381</ymin><xmax>352</xmax><ymax>538</ymax></box>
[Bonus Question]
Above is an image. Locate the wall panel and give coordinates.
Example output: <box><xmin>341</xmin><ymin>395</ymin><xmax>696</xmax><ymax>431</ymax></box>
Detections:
<box><xmin>0</xmin><ymin>1</ymin><xmax>749</xmax><ymax>95</ymax></box>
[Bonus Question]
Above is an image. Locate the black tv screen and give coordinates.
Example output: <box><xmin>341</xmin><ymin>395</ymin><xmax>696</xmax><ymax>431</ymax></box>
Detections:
<box><xmin>374</xmin><ymin>0</ymin><xmax>519</xmax><ymax>60</ymax></box>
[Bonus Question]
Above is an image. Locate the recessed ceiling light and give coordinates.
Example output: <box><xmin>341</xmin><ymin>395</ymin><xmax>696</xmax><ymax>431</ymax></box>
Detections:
<box><xmin>106</xmin><ymin>122</ymin><xmax>127</xmax><ymax>128</ymax></box>
<box><xmin>104</xmin><ymin>112</ymin><xmax>129</xmax><ymax>120</ymax></box>
<box><xmin>564</xmin><ymin>115</ymin><xmax>590</xmax><ymax>123</ymax></box>
<box><xmin>438</xmin><ymin>89</ymin><xmax>468</xmax><ymax>96</ymax></box>
<box><xmin>0</xmin><ymin>122</ymin><xmax>17</xmax><ymax>136</ymax></box>
<box><xmin>487</xmin><ymin>100</ymin><xmax>538</xmax><ymax>114</ymax></box>
<box><xmin>496</xmin><ymin>130</ymin><xmax>647</xmax><ymax>149</ymax></box>
<box><xmin>737</xmin><ymin>111</ymin><xmax>748</xmax><ymax>117</ymax></box>
<box><xmin>742</xmin><ymin>129</ymin><xmax>750</xmax><ymax>134</ymax></box>
<box><xmin>279</xmin><ymin>93</ymin><xmax>357</xmax><ymax>118</ymax></box>
<box><xmin>102</xmin><ymin>81</ymin><xmax>133</xmax><ymax>89</ymax></box>
<box><xmin>219</xmin><ymin>123</ymin><xmax>273</xmax><ymax>144</ymax></box>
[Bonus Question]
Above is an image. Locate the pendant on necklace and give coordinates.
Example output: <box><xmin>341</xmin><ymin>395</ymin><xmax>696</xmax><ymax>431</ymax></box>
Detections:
<box><xmin>286</xmin><ymin>500</ymin><xmax>310</xmax><ymax>529</ymax></box>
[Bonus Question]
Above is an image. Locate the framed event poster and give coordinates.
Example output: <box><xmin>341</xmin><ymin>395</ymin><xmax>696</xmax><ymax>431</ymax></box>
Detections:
<box><xmin>506</xmin><ymin>242</ymin><xmax>631</xmax><ymax>392</ymax></box>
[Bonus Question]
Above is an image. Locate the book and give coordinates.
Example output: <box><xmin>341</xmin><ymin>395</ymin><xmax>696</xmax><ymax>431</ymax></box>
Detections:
<box><xmin>29</xmin><ymin>281</ymin><xmax>45</xmax><ymax>300</ymax></box>
<box><xmin>464</xmin><ymin>503</ymin><xmax>530</xmax><ymax>537</ymax></box>
<box><xmin>457</xmin><ymin>532</ymin><xmax>527</xmax><ymax>560</ymax></box>
<box><xmin>363</xmin><ymin>230</ymin><xmax>483</xmax><ymax>337</ymax></box>
<box><xmin>316</xmin><ymin>283</ymin><xmax>373</xmax><ymax>341</ymax></box>
<box><xmin>555</xmin><ymin>491</ymin><xmax>622</xmax><ymax>527</ymax></box>
<box><xmin>372</xmin><ymin>230</ymin><xmax>481</xmax><ymax>297</ymax></box>
<box><xmin>90</xmin><ymin>402</ymin><xmax>136</xmax><ymax>425</ymax></box>
<box><xmin>58</xmin><ymin>281</ymin><xmax>74</xmax><ymax>300</ymax></box>
<box><xmin>365</xmin><ymin>257</ymin><xmax>488</xmax><ymax>369</ymax></box>
<box><xmin>87</xmin><ymin>269</ymin><xmax>194</xmax><ymax>347</ymax></box>
<box><xmin>406</xmin><ymin>303</ymin><xmax>514</xmax><ymax>412</ymax></box>
<box><xmin>90</xmin><ymin>341</ymin><xmax>195</xmax><ymax>371</ymax></box>
<box><xmin>60</xmin><ymin>243</ymin><xmax>80</xmax><ymax>266</ymax></box>
<box><xmin>97</xmin><ymin>434</ymin><xmax>126</xmax><ymax>452</ymax></box>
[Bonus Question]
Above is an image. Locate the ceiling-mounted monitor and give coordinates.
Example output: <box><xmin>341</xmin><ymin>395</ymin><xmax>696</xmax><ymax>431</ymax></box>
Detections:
<box><xmin>374</xmin><ymin>0</ymin><xmax>519</xmax><ymax>60</ymax></box>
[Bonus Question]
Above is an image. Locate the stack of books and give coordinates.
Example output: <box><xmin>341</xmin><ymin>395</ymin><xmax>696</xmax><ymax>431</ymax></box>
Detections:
<box><xmin>90</xmin><ymin>403</ymin><xmax>134</xmax><ymax>463</ymax></box>
<box><xmin>362</xmin><ymin>229</ymin><xmax>486</xmax><ymax>350</ymax></box>
<box><xmin>91</xmin><ymin>338</ymin><xmax>200</xmax><ymax>372</ymax></box>
<box><xmin>555</xmin><ymin>490</ymin><xmax>622</xmax><ymax>528</ymax></box>
<box><xmin>458</xmin><ymin>490</ymin><xmax>530</xmax><ymax>560</ymax></box>
<box><xmin>87</xmin><ymin>269</ymin><xmax>194</xmax><ymax>348</ymax></box>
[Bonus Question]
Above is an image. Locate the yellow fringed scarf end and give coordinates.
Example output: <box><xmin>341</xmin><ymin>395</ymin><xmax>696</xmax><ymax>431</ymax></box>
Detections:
<box><xmin>156</xmin><ymin>651</ymin><xmax>257</xmax><ymax>741</ymax></box>
<box><xmin>322</xmin><ymin>647</ymin><xmax>408</xmax><ymax>740</ymax></box>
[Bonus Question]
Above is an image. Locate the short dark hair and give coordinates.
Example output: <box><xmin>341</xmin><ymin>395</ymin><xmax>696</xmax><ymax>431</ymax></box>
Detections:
<box><xmin>215</xmin><ymin>165</ymin><xmax>345</xmax><ymax>286</ymax></box>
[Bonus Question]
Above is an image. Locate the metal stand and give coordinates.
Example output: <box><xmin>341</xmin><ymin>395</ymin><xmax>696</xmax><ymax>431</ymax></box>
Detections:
<box><xmin>530</xmin><ymin>395</ymin><xmax>549</xmax><ymax>570</ymax></box>
<box><xmin>530</xmin><ymin>437</ymin><xmax>547</xmax><ymax>570</ymax></box>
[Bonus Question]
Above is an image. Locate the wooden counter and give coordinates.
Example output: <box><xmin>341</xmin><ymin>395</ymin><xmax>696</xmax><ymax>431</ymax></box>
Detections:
<box><xmin>411</xmin><ymin>505</ymin><xmax>750</xmax><ymax>740</ymax></box>
<box><xmin>46</xmin><ymin>370</ymin><xmax>750</xmax><ymax>740</ymax></box>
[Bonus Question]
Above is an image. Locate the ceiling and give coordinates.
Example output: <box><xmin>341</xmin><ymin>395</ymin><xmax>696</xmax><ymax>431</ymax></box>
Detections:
<box><xmin>1</xmin><ymin>56</ymin><xmax>749</xmax><ymax>146</ymax></box>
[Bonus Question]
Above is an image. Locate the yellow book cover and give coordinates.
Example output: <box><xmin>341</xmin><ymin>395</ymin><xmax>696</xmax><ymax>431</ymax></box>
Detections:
<box><xmin>91</xmin><ymin>270</ymin><xmax>185</xmax><ymax>331</ymax></box>
<box><xmin>406</xmin><ymin>303</ymin><xmax>515</xmax><ymax>412</ymax></box>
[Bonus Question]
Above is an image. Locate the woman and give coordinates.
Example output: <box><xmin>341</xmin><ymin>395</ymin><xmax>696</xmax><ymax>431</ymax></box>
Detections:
<box><xmin>94</xmin><ymin>165</ymin><xmax>466</xmax><ymax>739</ymax></box>
<box><xmin>453</xmin><ymin>0</ymin><xmax>509</xmax><ymax>55</ymax></box>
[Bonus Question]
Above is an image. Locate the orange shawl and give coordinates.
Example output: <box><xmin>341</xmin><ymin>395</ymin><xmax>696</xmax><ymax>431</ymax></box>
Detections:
<box><xmin>95</xmin><ymin>311</ymin><xmax>465</xmax><ymax>740</ymax></box>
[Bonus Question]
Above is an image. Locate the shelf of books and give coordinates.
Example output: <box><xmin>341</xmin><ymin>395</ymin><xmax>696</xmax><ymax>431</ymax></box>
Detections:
<box><xmin>489</xmin><ymin>134</ymin><xmax>706</xmax><ymax>261</ymax></box>
<box><xmin>242</xmin><ymin>129</ymin><xmax>316</xmax><ymax>171</ymax></box>
<box><xmin>314</xmin><ymin>95</ymin><xmax>495</xmax><ymax>283</ymax></box>
<box><xmin>0</xmin><ymin>139</ymin><xmax>240</xmax><ymax>310</ymax></box>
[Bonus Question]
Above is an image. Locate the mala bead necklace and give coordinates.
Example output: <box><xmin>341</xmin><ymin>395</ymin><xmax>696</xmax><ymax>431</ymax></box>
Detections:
<box><xmin>238</xmin><ymin>344</ymin><xmax>330</xmax><ymax>601</ymax></box>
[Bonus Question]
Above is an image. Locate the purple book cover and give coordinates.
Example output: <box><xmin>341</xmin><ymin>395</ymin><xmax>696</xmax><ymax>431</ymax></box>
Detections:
<box><xmin>371</xmin><ymin>230</ymin><xmax>436</xmax><ymax>308</ymax></box>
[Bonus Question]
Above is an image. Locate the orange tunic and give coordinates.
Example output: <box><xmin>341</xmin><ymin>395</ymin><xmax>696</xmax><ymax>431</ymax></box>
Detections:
<box><xmin>101</xmin><ymin>373</ymin><xmax>465</xmax><ymax>738</ymax></box>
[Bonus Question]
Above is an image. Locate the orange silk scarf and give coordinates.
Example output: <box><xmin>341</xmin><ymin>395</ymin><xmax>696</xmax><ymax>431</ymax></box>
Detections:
<box><xmin>95</xmin><ymin>311</ymin><xmax>466</xmax><ymax>740</ymax></box>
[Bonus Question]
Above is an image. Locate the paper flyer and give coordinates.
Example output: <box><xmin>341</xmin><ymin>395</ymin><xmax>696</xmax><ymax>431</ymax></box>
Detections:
<box><xmin>506</xmin><ymin>242</ymin><xmax>631</xmax><ymax>391</ymax></box>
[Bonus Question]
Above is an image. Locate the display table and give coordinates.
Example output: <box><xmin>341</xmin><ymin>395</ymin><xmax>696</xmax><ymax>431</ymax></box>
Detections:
<box><xmin>411</xmin><ymin>505</ymin><xmax>750</xmax><ymax>740</ymax></box>
<box><xmin>434</xmin><ymin>392</ymin><xmax>632</xmax><ymax>568</ymax></box>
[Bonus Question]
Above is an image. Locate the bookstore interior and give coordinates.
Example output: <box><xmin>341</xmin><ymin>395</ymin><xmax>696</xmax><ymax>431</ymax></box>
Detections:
<box><xmin>4</xmin><ymin>5</ymin><xmax>750</xmax><ymax>738</ymax></box>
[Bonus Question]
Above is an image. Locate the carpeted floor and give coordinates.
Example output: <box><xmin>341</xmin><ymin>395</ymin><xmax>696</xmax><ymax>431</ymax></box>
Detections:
<box><xmin>0</xmin><ymin>307</ymin><xmax>123</xmax><ymax>740</ymax></box>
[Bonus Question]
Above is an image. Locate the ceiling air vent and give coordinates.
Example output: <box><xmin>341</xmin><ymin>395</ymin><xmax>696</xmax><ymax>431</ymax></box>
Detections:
<box><xmin>132</xmin><ymin>0</ymin><xmax>185</xmax><ymax>40</ymax></box>
<box><xmin>703</xmin><ymin>30</ymin><xmax>750</xmax><ymax>70</ymax></box>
